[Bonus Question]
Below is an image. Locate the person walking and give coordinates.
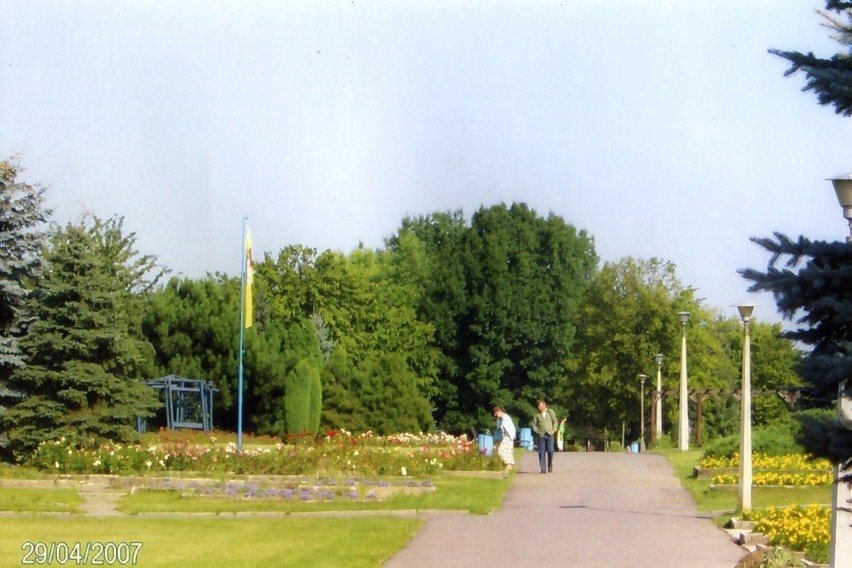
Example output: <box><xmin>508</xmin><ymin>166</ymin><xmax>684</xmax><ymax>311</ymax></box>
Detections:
<box><xmin>492</xmin><ymin>406</ymin><xmax>516</xmax><ymax>471</ymax></box>
<box><xmin>531</xmin><ymin>399</ymin><xmax>558</xmax><ymax>473</ymax></box>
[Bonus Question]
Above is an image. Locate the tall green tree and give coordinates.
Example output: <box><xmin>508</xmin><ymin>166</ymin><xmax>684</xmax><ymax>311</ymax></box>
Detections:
<box><xmin>749</xmin><ymin>0</ymin><xmax>852</xmax><ymax>473</ymax></box>
<box><xmin>714</xmin><ymin>317</ymin><xmax>802</xmax><ymax>429</ymax></box>
<box><xmin>0</xmin><ymin>161</ymin><xmax>50</xmax><ymax>418</ymax></box>
<box><xmin>2</xmin><ymin>217</ymin><xmax>164</xmax><ymax>456</ymax></box>
<box><xmin>319</xmin><ymin>348</ymin><xmax>368</xmax><ymax>432</ymax></box>
<box><xmin>563</xmin><ymin>257</ymin><xmax>704</xmax><ymax>440</ymax></box>
<box><xmin>386</xmin><ymin>211</ymin><xmax>470</xmax><ymax>431</ymax></box>
<box><xmin>390</xmin><ymin>203</ymin><xmax>597</xmax><ymax>432</ymax></box>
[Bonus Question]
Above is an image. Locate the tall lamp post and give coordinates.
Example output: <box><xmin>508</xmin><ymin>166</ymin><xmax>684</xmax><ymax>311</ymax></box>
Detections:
<box><xmin>654</xmin><ymin>353</ymin><xmax>664</xmax><ymax>441</ymax></box>
<box><xmin>677</xmin><ymin>311</ymin><xmax>690</xmax><ymax>451</ymax></box>
<box><xmin>638</xmin><ymin>374</ymin><xmax>648</xmax><ymax>452</ymax></box>
<box><xmin>737</xmin><ymin>304</ymin><xmax>755</xmax><ymax>512</ymax></box>
<box><xmin>828</xmin><ymin>177</ymin><xmax>852</xmax><ymax>568</ymax></box>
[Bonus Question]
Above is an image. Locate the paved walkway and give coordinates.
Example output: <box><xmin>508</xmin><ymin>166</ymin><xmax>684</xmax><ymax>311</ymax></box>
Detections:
<box><xmin>385</xmin><ymin>451</ymin><xmax>746</xmax><ymax>568</ymax></box>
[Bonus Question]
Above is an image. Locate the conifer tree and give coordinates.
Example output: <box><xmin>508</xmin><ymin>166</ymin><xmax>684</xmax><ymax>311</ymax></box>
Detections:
<box><xmin>2</xmin><ymin>217</ymin><xmax>163</xmax><ymax>457</ymax></box>
<box><xmin>0</xmin><ymin>161</ymin><xmax>50</xmax><ymax>420</ymax></box>
<box><xmin>752</xmin><ymin>1</ymin><xmax>852</xmax><ymax>477</ymax></box>
<box><xmin>741</xmin><ymin>235</ymin><xmax>852</xmax><ymax>475</ymax></box>
<box><xmin>770</xmin><ymin>1</ymin><xmax>852</xmax><ymax>116</ymax></box>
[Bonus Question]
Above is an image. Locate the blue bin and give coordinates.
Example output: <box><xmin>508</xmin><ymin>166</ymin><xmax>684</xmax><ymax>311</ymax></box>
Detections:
<box><xmin>477</xmin><ymin>434</ymin><xmax>494</xmax><ymax>457</ymax></box>
<box><xmin>519</xmin><ymin>428</ymin><xmax>534</xmax><ymax>450</ymax></box>
<box><xmin>629</xmin><ymin>442</ymin><xmax>639</xmax><ymax>453</ymax></box>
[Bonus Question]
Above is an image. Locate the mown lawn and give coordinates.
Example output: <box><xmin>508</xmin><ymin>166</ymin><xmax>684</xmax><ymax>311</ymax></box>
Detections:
<box><xmin>656</xmin><ymin>449</ymin><xmax>832</xmax><ymax>522</ymax></box>
<box><xmin>0</xmin><ymin>472</ymin><xmax>511</xmax><ymax>567</ymax></box>
<box><xmin>0</xmin><ymin>487</ymin><xmax>80</xmax><ymax>513</ymax></box>
<box><xmin>0</xmin><ymin>517</ymin><xmax>422</xmax><ymax>568</ymax></box>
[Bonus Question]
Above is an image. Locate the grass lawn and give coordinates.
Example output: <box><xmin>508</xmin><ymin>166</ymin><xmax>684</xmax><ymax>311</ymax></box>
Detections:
<box><xmin>0</xmin><ymin>516</ymin><xmax>422</xmax><ymax>567</ymax></box>
<box><xmin>0</xmin><ymin>473</ymin><xmax>511</xmax><ymax>567</ymax></box>
<box><xmin>0</xmin><ymin>487</ymin><xmax>80</xmax><ymax>513</ymax></box>
<box><xmin>120</xmin><ymin>474</ymin><xmax>510</xmax><ymax>516</ymax></box>
<box><xmin>656</xmin><ymin>449</ymin><xmax>832</xmax><ymax>524</ymax></box>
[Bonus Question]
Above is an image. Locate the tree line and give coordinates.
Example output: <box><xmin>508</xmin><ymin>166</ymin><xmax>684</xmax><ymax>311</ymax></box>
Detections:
<box><xmin>0</xmin><ymin>161</ymin><xmax>808</xmax><ymax>460</ymax></box>
<box><xmin>1</xmin><ymin>0</ymin><xmax>848</xmax><ymax>473</ymax></box>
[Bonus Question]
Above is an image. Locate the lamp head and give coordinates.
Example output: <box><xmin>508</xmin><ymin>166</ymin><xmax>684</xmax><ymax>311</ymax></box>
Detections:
<box><xmin>638</xmin><ymin>373</ymin><xmax>648</xmax><ymax>385</ymax></box>
<box><xmin>677</xmin><ymin>311</ymin><xmax>690</xmax><ymax>325</ymax></box>
<box><xmin>737</xmin><ymin>304</ymin><xmax>755</xmax><ymax>322</ymax></box>
<box><xmin>830</xmin><ymin>177</ymin><xmax>852</xmax><ymax>242</ymax></box>
<box><xmin>654</xmin><ymin>353</ymin><xmax>664</xmax><ymax>365</ymax></box>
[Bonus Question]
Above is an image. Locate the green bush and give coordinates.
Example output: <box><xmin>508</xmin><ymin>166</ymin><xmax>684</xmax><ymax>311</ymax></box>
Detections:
<box><xmin>653</xmin><ymin>434</ymin><xmax>675</xmax><ymax>450</ymax></box>
<box><xmin>703</xmin><ymin>417</ymin><xmax>806</xmax><ymax>458</ymax></box>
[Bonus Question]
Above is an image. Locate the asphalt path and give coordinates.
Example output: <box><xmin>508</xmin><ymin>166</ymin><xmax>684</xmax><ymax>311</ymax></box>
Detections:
<box><xmin>384</xmin><ymin>450</ymin><xmax>745</xmax><ymax>568</ymax></box>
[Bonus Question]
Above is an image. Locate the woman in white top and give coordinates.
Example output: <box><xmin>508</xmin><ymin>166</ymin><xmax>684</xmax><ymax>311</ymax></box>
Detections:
<box><xmin>493</xmin><ymin>406</ymin><xmax>516</xmax><ymax>471</ymax></box>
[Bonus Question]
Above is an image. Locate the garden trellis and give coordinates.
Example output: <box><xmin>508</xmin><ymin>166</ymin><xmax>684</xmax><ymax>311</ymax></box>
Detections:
<box><xmin>137</xmin><ymin>375</ymin><xmax>219</xmax><ymax>432</ymax></box>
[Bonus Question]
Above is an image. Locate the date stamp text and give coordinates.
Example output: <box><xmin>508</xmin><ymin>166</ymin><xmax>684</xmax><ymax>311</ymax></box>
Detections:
<box><xmin>21</xmin><ymin>541</ymin><xmax>143</xmax><ymax>565</ymax></box>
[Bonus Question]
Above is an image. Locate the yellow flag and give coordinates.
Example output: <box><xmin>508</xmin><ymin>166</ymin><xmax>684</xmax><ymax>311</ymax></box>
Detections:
<box><xmin>244</xmin><ymin>227</ymin><xmax>254</xmax><ymax>328</ymax></box>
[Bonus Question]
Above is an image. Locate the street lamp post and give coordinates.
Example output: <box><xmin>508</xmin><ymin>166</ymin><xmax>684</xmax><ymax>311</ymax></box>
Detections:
<box><xmin>828</xmin><ymin>178</ymin><xmax>852</xmax><ymax>568</ymax></box>
<box><xmin>638</xmin><ymin>374</ymin><xmax>648</xmax><ymax>452</ymax></box>
<box><xmin>654</xmin><ymin>353</ymin><xmax>664</xmax><ymax>441</ymax></box>
<box><xmin>677</xmin><ymin>311</ymin><xmax>690</xmax><ymax>451</ymax></box>
<box><xmin>737</xmin><ymin>304</ymin><xmax>755</xmax><ymax>512</ymax></box>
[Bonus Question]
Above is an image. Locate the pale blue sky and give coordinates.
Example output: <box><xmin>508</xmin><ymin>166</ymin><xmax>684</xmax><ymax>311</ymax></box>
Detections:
<box><xmin>2</xmin><ymin>1</ymin><xmax>851</xmax><ymax>323</ymax></box>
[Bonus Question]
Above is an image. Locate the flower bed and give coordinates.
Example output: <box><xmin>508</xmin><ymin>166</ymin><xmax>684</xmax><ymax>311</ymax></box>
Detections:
<box><xmin>700</xmin><ymin>453</ymin><xmax>831</xmax><ymax>471</ymax></box>
<box><xmin>697</xmin><ymin>453</ymin><xmax>833</xmax><ymax>487</ymax></box>
<box><xmin>133</xmin><ymin>476</ymin><xmax>436</xmax><ymax>502</ymax></box>
<box><xmin>741</xmin><ymin>505</ymin><xmax>830</xmax><ymax>564</ymax></box>
<box><xmin>710</xmin><ymin>471</ymin><xmax>833</xmax><ymax>486</ymax></box>
<box><xmin>26</xmin><ymin>430</ymin><xmax>502</xmax><ymax>477</ymax></box>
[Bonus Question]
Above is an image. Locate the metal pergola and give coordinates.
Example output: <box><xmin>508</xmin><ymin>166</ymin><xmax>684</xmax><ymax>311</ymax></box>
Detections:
<box><xmin>137</xmin><ymin>374</ymin><xmax>218</xmax><ymax>432</ymax></box>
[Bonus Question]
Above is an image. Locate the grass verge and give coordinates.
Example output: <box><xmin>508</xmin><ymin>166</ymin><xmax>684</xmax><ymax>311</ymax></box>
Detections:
<box><xmin>0</xmin><ymin>488</ymin><xmax>80</xmax><ymax>513</ymax></box>
<box><xmin>655</xmin><ymin>449</ymin><xmax>831</xmax><ymax>522</ymax></box>
<box><xmin>0</xmin><ymin>516</ymin><xmax>421</xmax><ymax>568</ymax></box>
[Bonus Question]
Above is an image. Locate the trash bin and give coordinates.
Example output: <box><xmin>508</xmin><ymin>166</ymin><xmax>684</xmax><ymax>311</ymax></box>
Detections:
<box><xmin>519</xmin><ymin>428</ymin><xmax>533</xmax><ymax>450</ymax></box>
<box><xmin>477</xmin><ymin>434</ymin><xmax>494</xmax><ymax>456</ymax></box>
<box><xmin>629</xmin><ymin>442</ymin><xmax>639</xmax><ymax>453</ymax></box>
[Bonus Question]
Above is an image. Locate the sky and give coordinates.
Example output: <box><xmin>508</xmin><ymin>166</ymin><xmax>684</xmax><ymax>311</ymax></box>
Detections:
<box><xmin>2</xmin><ymin>1</ymin><xmax>851</xmax><ymax>324</ymax></box>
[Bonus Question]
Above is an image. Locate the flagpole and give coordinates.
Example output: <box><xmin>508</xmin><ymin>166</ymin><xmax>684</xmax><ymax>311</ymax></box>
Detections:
<box><xmin>237</xmin><ymin>217</ymin><xmax>247</xmax><ymax>453</ymax></box>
